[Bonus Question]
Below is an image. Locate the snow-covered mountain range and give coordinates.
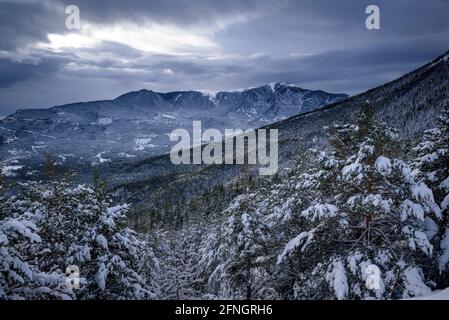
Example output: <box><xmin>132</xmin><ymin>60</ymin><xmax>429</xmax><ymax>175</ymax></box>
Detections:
<box><xmin>108</xmin><ymin>50</ymin><xmax>449</xmax><ymax>204</ymax></box>
<box><xmin>0</xmin><ymin>82</ymin><xmax>346</xmax><ymax>177</ymax></box>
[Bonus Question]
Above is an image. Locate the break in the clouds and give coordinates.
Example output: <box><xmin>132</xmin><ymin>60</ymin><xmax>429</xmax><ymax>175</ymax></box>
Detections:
<box><xmin>0</xmin><ymin>0</ymin><xmax>449</xmax><ymax>116</ymax></box>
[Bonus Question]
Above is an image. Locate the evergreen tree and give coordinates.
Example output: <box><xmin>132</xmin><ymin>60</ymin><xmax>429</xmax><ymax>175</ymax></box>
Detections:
<box><xmin>158</xmin><ymin>228</ymin><xmax>202</xmax><ymax>299</ymax></box>
<box><xmin>0</xmin><ymin>167</ymin><xmax>72</xmax><ymax>299</ymax></box>
<box><xmin>208</xmin><ymin>193</ymin><xmax>276</xmax><ymax>299</ymax></box>
<box><xmin>414</xmin><ymin>104</ymin><xmax>449</xmax><ymax>286</ymax></box>
<box><xmin>0</xmin><ymin>168</ymin><xmax>6</xmax><ymax>218</ymax></box>
<box><xmin>277</xmin><ymin>105</ymin><xmax>439</xmax><ymax>299</ymax></box>
<box><xmin>0</xmin><ymin>212</ymin><xmax>73</xmax><ymax>299</ymax></box>
<box><xmin>1</xmin><ymin>160</ymin><xmax>159</xmax><ymax>299</ymax></box>
<box><xmin>30</xmin><ymin>181</ymin><xmax>155</xmax><ymax>299</ymax></box>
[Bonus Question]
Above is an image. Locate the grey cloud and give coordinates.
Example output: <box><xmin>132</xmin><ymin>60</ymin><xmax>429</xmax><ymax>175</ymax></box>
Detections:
<box><xmin>1</xmin><ymin>0</ymin><xmax>449</xmax><ymax>116</ymax></box>
<box><xmin>56</xmin><ymin>0</ymin><xmax>276</xmax><ymax>26</ymax></box>
<box><xmin>0</xmin><ymin>0</ymin><xmax>272</xmax><ymax>52</ymax></box>
<box><xmin>0</xmin><ymin>56</ymin><xmax>64</xmax><ymax>88</ymax></box>
<box><xmin>0</xmin><ymin>0</ymin><xmax>66</xmax><ymax>51</ymax></box>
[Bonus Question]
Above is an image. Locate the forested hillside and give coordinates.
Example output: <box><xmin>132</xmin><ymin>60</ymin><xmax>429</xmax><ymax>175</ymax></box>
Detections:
<box><xmin>1</xmin><ymin>102</ymin><xmax>448</xmax><ymax>299</ymax></box>
<box><xmin>107</xmin><ymin>51</ymin><xmax>449</xmax><ymax>210</ymax></box>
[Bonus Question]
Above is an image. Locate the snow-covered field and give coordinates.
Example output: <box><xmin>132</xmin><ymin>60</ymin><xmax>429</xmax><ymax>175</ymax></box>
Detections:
<box><xmin>405</xmin><ymin>288</ymin><xmax>449</xmax><ymax>300</ymax></box>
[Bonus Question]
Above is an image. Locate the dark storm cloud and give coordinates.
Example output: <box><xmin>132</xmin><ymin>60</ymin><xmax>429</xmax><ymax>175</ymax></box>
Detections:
<box><xmin>56</xmin><ymin>0</ymin><xmax>275</xmax><ymax>25</ymax></box>
<box><xmin>1</xmin><ymin>0</ymin><xmax>449</xmax><ymax>116</ymax></box>
<box><xmin>0</xmin><ymin>0</ymin><xmax>65</xmax><ymax>51</ymax></box>
<box><xmin>0</xmin><ymin>55</ymin><xmax>65</xmax><ymax>88</ymax></box>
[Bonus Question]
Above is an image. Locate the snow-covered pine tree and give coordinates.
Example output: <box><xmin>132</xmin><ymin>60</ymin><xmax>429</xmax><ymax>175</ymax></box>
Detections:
<box><xmin>252</xmin><ymin>150</ymin><xmax>315</xmax><ymax>299</ymax></box>
<box><xmin>138</xmin><ymin>231</ymin><xmax>162</xmax><ymax>298</ymax></box>
<box><xmin>270</xmin><ymin>134</ymin><xmax>355</xmax><ymax>299</ymax></box>
<box><xmin>414</xmin><ymin>104</ymin><xmax>449</xmax><ymax>286</ymax></box>
<box><xmin>158</xmin><ymin>227</ymin><xmax>202</xmax><ymax>299</ymax></box>
<box><xmin>0</xmin><ymin>167</ymin><xmax>72</xmax><ymax>299</ymax></box>
<box><xmin>0</xmin><ymin>168</ymin><xmax>4</xmax><ymax>195</ymax></box>
<box><xmin>208</xmin><ymin>192</ymin><xmax>276</xmax><ymax>299</ymax></box>
<box><xmin>277</xmin><ymin>103</ymin><xmax>440</xmax><ymax>299</ymax></box>
<box><xmin>197</xmin><ymin>224</ymin><xmax>222</xmax><ymax>298</ymax></box>
<box><xmin>0</xmin><ymin>212</ymin><xmax>73</xmax><ymax>299</ymax></box>
<box><xmin>7</xmin><ymin>163</ymin><xmax>157</xmax><ymax>299</ymax></box>
<box><xmin>0</xmin><ymin>168</ymin><xmax>6</xmax><ymax>218</ymax></box>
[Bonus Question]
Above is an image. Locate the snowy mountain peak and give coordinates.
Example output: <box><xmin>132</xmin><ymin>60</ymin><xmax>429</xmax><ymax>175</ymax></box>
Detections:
<box><xmin>117</xmin><ymin>82</ymin><xmax>306</xmax><ymax>100</ymax></box>
<box><xmin>227</xmin><ymin>82</ymin><xmax>303</xmax><ymax>94</ymax></box>
<box><xmin>266</xmin><ymin>81</ymin><xmax>300</xmax><ymax>92</ymax></box>
<box><xmin>0</xmin><ymin>83</ymin><xmax>347</xmax><ymax>170</ymax></box>
<box><xmin>268</xmin><ymin>82</ymin><xmax>278</xmax><ymax>92</ymax></box>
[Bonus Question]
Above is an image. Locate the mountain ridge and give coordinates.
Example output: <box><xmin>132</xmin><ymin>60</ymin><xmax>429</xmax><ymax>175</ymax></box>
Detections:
<box><xmin>107</xmin><ymin>49</ymin><xmax>449</xmax><ymax>204</ymax></box>
<box><xmin>271</xmin><ymin>50</ymin><xmax>449</xmax><ymax>127</ymax></box>
<box><xmin>0</xmin><ymin>82</ymin><xmax>346</xmax><ymax>178</ymax></box>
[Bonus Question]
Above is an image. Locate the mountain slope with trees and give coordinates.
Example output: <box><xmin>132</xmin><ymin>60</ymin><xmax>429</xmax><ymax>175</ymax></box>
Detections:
<box><xmin>1</xmin><ymin>52</ymin><xmax>449</xmax><ymax>300</ymax></box>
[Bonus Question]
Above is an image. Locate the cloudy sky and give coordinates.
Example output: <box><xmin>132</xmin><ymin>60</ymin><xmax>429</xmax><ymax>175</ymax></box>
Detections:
<box><xmin>1</xmin><ymin>0</ymin><xmax>449</xmax><ymax>116</ymax></box>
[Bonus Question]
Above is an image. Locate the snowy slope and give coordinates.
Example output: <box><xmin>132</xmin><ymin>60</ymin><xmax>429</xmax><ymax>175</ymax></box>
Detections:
<box><xmin>108</xmin><ymin>50</ymin><xmax>449</xmax><ymax>204</ymax></box>
<box><xmin>404</xmin><ymin>288</ymin><xmax>449</xmax><ymax>300</ymax></box>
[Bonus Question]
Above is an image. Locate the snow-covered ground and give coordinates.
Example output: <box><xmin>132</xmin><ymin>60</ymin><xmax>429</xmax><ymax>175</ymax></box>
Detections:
<box><xmin>405</xmin><ymin>288</ymin><xmax>449</xmax><ymax>300</ymax></box>
<box><xmin>1</xmin><ymin>165</ymin><xmax>23</xmax><ymax>177</ymax></box>
<box><xmin>93</xmin><ymin>152</ymin><xmax>111</xmax><ymax>164</ymax></box>
<box><xmin>98</xmin><ymin>117</ymin><xmax>113</xmax><ymax>125</ymax></box>
<box><xmin>135</xmin><ymin>137</ymin><xmax>157</xmax><ymax>150</ymax></box>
